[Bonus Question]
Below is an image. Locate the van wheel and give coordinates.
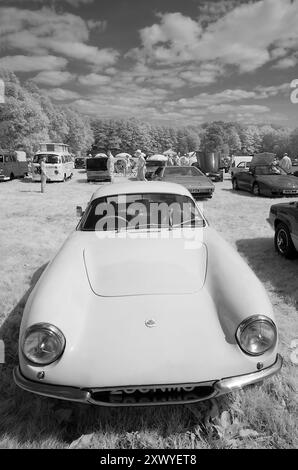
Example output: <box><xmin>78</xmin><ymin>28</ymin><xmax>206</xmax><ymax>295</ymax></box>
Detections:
<box><xmin>275</xmin><ymin>223</ymin><xmax>296</xmax><ymax>258</ymax></box>
<box><xmin>10</xmin><ymin>173</ymin><xmax>14</xmax><ymax>180</ymax></box>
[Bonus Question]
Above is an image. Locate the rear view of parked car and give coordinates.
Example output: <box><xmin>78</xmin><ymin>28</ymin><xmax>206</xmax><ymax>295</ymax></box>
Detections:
<box><xmin>86</xmin><ymin>155</ymin><xmax>110</xmax><ymax>182</ymax></box>
<box><xmin>152</xmin><ymin>165</ymin><xmax>215</xmax><ymax>199</ymax></box>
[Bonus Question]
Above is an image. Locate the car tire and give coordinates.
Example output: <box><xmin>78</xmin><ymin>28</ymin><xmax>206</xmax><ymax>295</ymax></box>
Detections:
<box><xmin>274</xmin><ymin>223</ymin><xmax>297</xmax><ymax>259</ymax></box>
<box><xmin>10</xmin><ymin>173</ymin><xmax>14</xmax><ymax>180</ymax></box>
<box><xmin>252</xmin><ymin>183</ymin><xmax>260</xmax><ymax>196</ymax></box>
<box><xmin>232</xmin><ymin>178</ymin><xmax>239</xmax><ymax>190</ymax></box>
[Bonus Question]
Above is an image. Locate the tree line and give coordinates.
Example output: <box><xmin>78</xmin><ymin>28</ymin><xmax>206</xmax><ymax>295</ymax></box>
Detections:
<box><xmin>1</xmin><ymin>69</ymin><xmax>298</xmax><ymax>159</ymax></box>
<box><xmin>0</xmin><ymin>70</ymin><xmax>93</xmax><ymax>156</ymax></box>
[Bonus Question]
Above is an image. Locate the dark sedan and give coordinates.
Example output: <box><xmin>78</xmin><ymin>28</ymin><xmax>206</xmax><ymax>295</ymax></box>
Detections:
<box><xmin>268</xmin><ymin>201</ymin><xmax>298</xmax><ymax>258</ymax></box>
<box><xmin>152</xmin><ymin>166</ymin><xmax>215</xmax><ymax>199</ymax></box>
<box><xmin>232</xmin><ymin>165</ymin><xmax>298</xmax><ymax>197</ymax></box>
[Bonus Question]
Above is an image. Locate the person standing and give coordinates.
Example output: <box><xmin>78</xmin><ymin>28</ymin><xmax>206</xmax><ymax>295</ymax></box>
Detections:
<box><xmin>40</xmin><ymin>156</ymin><xmax>47</xmax><ymax>193</ymax></box>
<box><xmin>135</xmin><ymin>149</ymin><xmax>147</xmax><ymax>181</ymax></box>
<box><xmin>180</xmin><ymin>154</ymin><xmax>189</xmax><ymax>166</ymax></box>
<box><xmin>279</xmin><ymin>153</ymin><xmax>292</xmax><ymax>173</ymax></box>
<box><xmin>107</xmin><ymin>150</ymin><xmax>115</xmax><ymax>183</ymax></box>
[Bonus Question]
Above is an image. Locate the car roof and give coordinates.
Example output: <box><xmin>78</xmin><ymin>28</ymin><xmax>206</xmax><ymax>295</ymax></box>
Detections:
<box><xmin>90</xmin><ymin>181</ymin><xmax>191</xmax><ymax>201</ymax></box>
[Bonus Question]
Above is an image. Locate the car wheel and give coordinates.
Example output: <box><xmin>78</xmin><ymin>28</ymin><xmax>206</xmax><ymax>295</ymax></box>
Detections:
<box><xmin>274</xmin><ymin>223</ymin><xmax>297</xmax><ymax>258</ymax></box>
<box><xmin>232</xmin><ymin>178</ymin><xmax>239</xmax><ymax>190</ymax></box>
<box><xmin>252</xmin><ymin>183</ymin><xmax>260</xmax><ymax>196</ymax></box>
<box><xmin>10</xmin><ymin>173</ymin><xmax>14</xmax><ymax>180</ymax></box>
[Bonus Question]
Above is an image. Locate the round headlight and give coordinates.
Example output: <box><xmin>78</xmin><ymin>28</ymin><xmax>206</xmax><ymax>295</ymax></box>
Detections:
<box><xmin>236</xmin><ymin>316</ymin><xmax>277</xmax><ymax>356</ymax></box>
<box><xmin>22</xmin><ymin>323</ymin><xmax>65</xmax><ymax>365</ymax></box>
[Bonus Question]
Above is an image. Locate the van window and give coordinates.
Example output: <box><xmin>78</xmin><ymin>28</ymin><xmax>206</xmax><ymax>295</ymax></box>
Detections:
<box><xmin>33</xmin><ymin>154</ymin><xmax>60</xmax><ymax>164</ymax></box>
<box><xmin>237</xmin><ymin>162</ymin><xmax>246</xmax><ymax>168</ymax></box>
<box><xmin>0</xmin><ymin>155</ymin><xmax>3</xmax><ymax>163</ymax></box>
<box><xmin>87</xmin><ymin>157</ymin><xmax>108</xmax><ymax>171</ymax></box>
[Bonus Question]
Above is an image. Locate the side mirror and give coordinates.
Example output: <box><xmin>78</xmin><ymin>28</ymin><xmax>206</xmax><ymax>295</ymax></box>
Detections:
<box><xmin>76</xmin><ymin>206</ymin><xmax>84</xmax><ymax>218</ymax></box>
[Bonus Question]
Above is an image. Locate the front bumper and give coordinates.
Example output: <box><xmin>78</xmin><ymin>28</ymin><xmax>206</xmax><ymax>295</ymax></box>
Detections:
<box><xmin>14</xmin><ymin>354</ymin><xmax>282</xmax><ymax>407</ymax></box>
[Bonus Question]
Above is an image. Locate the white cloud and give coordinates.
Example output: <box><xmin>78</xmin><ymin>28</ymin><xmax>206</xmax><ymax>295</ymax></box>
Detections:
<box><xmin>3</xmin><ymin>0</ymin><xmax>95</xmax><ymax>8</ymax></box>
<box><xmin>0</xmin><ymin>7</ymin><xmax>118</xmax><ymax>69</ymax></box>
<box><xmin>134</xmin><ymin>0</ymin><xmax>298</xmax><ymax>73</ymax></box>
<box><xmin>0</xmin><ymin>55</ymin><xmax>68</xmax><ymax>72</ymax></box>
<box><xmin>43</xmin><ymin>88</ymin><xmax>81</xmax><ymax>101</ymax></box>
<box><xmin>208</xmin><ymin>104</ymin><xmax>271</xmax><ymax>114</ymax></box>
<box><xmin>272</xmin><ymin>55</ymin><xmax>298</xmax><ymax>69</ymax></box>
<box><xmin>78</xmin><ymin>73</ymin><xmax>111</xmax><ymax>86</ymax></box>
<box><xmin>32</xmin><ymin>70</ymin><xmax>75</xmax><ymax>86</ymax></box>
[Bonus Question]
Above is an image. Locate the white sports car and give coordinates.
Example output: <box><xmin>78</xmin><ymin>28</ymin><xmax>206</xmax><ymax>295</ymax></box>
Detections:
<box><xmin>14</xmin><ymin>181</ymin><xmax>282</xmax><ymax>406</ymax></box>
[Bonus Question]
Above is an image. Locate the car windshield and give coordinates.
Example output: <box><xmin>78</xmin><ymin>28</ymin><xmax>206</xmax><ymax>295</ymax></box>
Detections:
<box><xmin>254</xmin><ymin>165</ymin><xmax>287</xmax><ymax>175</ymax></box>
<box><xmin>164</xmin><ymin>167</ymin><xmax>204</xmax><ymax>177</ymax></box>
<box><xmin>146</xmin><ymin>160</ymin><xmax>167</xmax><ymax>167</ymax></box>
<box><xmin>80</xmin><ymin>192</ymin><xmax>205</xmax><ymax>232</ymax></box>
<box><xmin>33</xmin><ymin>154</ymin><xmax>60</xmax><ymax>164</ymax></box>
<box><xmin>86</xmin><ymin>157</ymin><xmax>108</xmax><ymax>171</ymax></box>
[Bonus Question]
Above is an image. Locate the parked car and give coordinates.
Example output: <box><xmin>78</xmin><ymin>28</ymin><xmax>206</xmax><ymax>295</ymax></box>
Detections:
<box><xmin>232</xmin><ymin>164</ymin><xmax>298</xmax><ymax>196</ymax></box>
<box><xmin>268</xmin><ymin>201</ymin><xmax>298</xmax><ymax>258</ymax></box>
<box><xmin>74</xmin><ymin>157</ymin><xmax>86</xmax><ymax>169</ymax></box>
<box><xmin>230</xmin><ymin>157</ymin><xmax>253</xmax><ymax>178</ymax></box>
<box><xmin>32</xmin><ymin>152</ymin><xmax>73</xmax><ymax>182</ymax></box>
<box><xmin>0</xmin><ymin>149</ymin><xmax>28</xmax><ymax>180</ymax></box>
<box><xmin>14</xmin><ymin>181</ymin><xmax>282</xmax><ymax>406</ymax></box>
<box><xmin>86</xmin><ymin>155</ymin><xmax>110</xmax><ymax>182</ymax></box>
<box><xmin>145</xmin><ymin>155</ymin><xmax>168</xmax><ymax>180</ymax></box>
<box><xmin>220</xmin><ymin>157</ymin><xmax>230</xmax><ymax>174</ymax></box>
<box><xmin>152</xmin><ymin>165</ymin><xmax>215</xmax><ymax>198</ymax></box>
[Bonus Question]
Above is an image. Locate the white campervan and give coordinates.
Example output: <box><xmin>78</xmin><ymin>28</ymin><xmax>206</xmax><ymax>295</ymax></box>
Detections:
<box><xmin>32</xmin><ymin>143</ymin><xmax>73</xmax><ymax>182</ymax></box>
<box><xmin>230</xmin><ymin>155</ymin><xmax>253</xmax><ymax>177</ymax></box>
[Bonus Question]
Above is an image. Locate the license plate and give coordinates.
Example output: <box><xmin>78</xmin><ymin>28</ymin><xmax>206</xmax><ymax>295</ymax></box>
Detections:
<box><xmin>189</xmin><ymin>188</ymin><xmax>199</xmax><ymax>193</ymax></box>
<box><xmin>284</xmin><ymin>190</ymin><xmax>298</xmax><ymax>194</ymax></box>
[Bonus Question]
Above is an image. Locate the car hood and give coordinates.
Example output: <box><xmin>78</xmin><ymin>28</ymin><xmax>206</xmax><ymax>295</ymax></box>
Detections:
<box><xmin>257</xmin><ymin>174</ymin><xmax>298</xmax><ymax>188</ymax></box>
<box><xmin>83</xmin><ymin>233</ymin><xmax>207</xmax><ymax>296</ymax></box>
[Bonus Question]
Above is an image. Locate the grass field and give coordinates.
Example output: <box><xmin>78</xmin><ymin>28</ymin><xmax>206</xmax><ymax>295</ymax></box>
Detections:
<box><xmin>0</xmin><ymin>171</ymin><xmax>297</xmax><ymax>449</ymax></box>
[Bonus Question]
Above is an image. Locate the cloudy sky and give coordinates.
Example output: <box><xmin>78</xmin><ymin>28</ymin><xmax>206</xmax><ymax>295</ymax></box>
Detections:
<box><xmin>0</xmin><ymin>0</ymin><xmax>298</xmax><ymax>126</ymax></box>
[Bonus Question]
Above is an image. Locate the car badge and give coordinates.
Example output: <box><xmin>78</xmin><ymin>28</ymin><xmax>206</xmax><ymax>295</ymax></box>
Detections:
<box><xmin>145</xmin><ymin>319</ymin><xmax>157</xmax><ymax>328</ymax></box>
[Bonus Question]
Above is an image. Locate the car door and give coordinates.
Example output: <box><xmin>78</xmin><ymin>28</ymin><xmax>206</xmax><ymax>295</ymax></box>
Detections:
<box><xmin>290</xmin><ymin>204</ymin><xmax>298</xmax><ymax>250</ymax></box>
<box><xmin>238</xmin><ymin>169</ymin><xmax>255</xmax><ymax>191</ymax></box>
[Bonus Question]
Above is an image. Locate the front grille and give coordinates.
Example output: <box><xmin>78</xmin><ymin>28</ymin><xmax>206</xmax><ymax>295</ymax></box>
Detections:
<box><xmin>88</xmin><ymin>384</ymin><xmax>216</xmax><ymax>406</ymax></box>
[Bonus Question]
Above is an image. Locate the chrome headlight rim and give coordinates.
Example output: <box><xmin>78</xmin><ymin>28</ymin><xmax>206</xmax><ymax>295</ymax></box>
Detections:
<box><xmin>236</xmin><ymin>315</ymin><xmax>277</xmax><ymax>357</ymax></box>
<box><xmin>21</xmin><ymin>322</ymin><xmax>66</xmax><ymax>366</ymax></box>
